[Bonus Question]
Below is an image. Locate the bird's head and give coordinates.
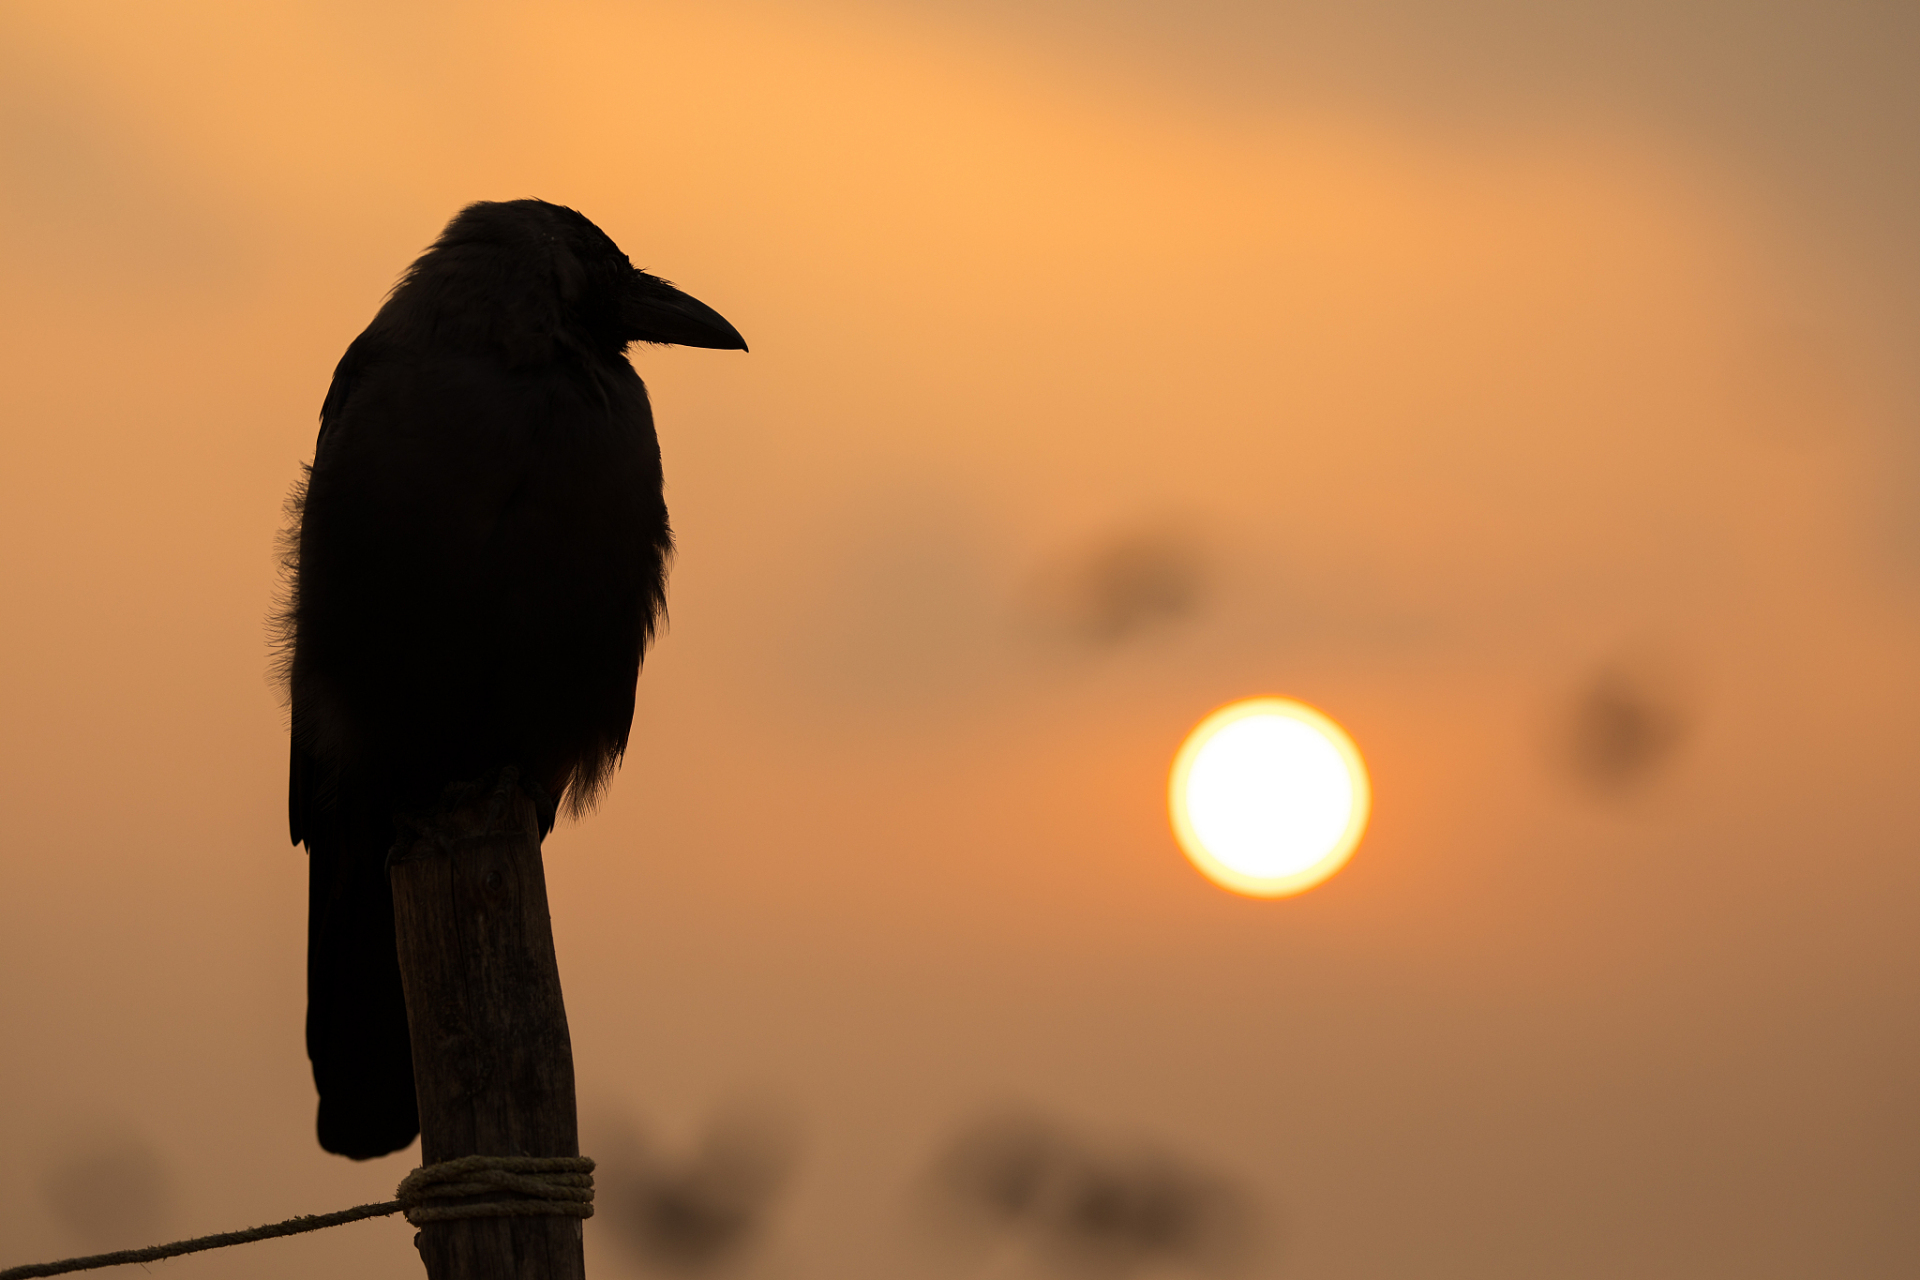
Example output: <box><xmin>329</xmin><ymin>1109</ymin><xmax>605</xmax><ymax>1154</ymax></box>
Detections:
<box><xmin>390</xmin><ymin>199</ymin><xmax>747</xmax><ymax>359</ymax></box>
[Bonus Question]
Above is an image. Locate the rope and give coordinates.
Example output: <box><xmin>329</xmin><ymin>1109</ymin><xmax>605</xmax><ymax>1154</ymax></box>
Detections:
<box><xmin>0</xmin><ymin>1155</ymin><xmax>594</xmax><ymax>1280</ymax></box>
<box><xmin>397</xmin><ymin>1154</ymin><xmax>595</xmax><ymax>1224</ymax></box>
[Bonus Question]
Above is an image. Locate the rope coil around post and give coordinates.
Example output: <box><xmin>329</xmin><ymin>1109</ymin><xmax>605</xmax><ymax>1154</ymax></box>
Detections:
<box><xmin>0</xmin><ymin>1155</ymin><xmax>594</xmax><ymax>1280</ymax></box>
<box><xmin>399</xmin><ymin>1154</ymin><xmax>595</xmax><ymax>1224</ymax></box>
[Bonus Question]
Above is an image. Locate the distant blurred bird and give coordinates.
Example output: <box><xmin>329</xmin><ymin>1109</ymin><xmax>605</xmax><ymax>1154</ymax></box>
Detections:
<box><xmin>929</xmin><ymin>1110</ymin><xmax>1256</xmax><ymax>1277</ymax></box>
<box><xmin>1025</xmin><ymin>522</ymin><xmax>1208</xmax><ymax>650</ymax></box>
<box><xmin>596</xmin><ymin>1105</ymin><xmax>799</xmax><ymax>1272</ymax></box>
<box><xmin>1564</xmin><ymin>657</ymin><xmax>1689</xmax><ymax>792</ymax></box>
<box><xmin>40</xmin><ymin>1134</ymin><xmax>173</xmax><ymax>1249</ymax></box>
<box><xmin>279</xmin><ymin>200</ymin><xmax>746</xmax><ymax>1159</ymax></box>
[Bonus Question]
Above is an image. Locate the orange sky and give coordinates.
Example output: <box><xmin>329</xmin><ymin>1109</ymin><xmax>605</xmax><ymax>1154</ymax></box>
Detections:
<box><xmin>1</xmin><ymin>2</ymin><xmax>1917</xmax><ymax>1277</ymax></box>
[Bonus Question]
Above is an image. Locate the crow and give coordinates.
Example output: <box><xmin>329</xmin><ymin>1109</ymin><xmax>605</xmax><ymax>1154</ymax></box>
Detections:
<box><xmin>280</xmin><ymin>200</ymin><xmax>746</xmax><ymax>1159</ymax></box>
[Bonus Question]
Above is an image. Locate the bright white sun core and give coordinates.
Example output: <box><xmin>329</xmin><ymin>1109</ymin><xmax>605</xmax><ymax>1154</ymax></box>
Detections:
<box><xmin>1168</xmin><ymin>697</ymin><xmax>1370</xmax><ymax>898</ymax></box>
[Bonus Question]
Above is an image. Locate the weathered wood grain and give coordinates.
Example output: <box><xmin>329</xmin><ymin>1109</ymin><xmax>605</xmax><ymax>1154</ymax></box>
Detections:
<box><xmin>390</xmin><ymin>780</ymin><xmax>585</xmax><ymax>1280</ymax></box>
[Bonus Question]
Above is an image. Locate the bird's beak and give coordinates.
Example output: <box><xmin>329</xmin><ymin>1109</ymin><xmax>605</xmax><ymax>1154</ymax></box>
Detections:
<box><xmin>624</xmin><ymin>271</ymin><xmax>748</xmax><ymax>351</ymax></box>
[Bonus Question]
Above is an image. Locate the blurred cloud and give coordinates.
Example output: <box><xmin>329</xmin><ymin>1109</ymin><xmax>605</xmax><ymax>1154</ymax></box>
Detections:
<box><xmin>0</xmin><ymin>53</ymin><xmax>251</xmax><ymax>290</ymax></box>
<box><xmin>37</xmin><ymin>1130</ymin><xmax>174</xmax><ymax>1251</ymax></box>
<box><xmin>592</xmin><ymin>1102</ymin><xmax>801</xmax><ymax>1273</ymax></box>
<box><xmin>867</xmin><ymin>0</ymin><xmax>1920</xmax><ymax>240</ymax></box>
<box><xmin>922</xmin><ymin>1109</ymin><xmax>1258</xmax><ymax>1277</ymax></box>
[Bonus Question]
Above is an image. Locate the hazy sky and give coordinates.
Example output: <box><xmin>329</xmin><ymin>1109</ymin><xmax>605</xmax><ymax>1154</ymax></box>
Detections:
<box><xmin>0</xmin><ymin>3</ymin><xmax>1916</xmax><ymax>1278</ymax></box>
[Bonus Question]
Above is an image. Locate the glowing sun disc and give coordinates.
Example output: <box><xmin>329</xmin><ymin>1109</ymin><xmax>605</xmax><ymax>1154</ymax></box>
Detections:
<box><xmin>1169</xmin><ymin>697</ymin><xmax>1371</xmax><ymax>898</ymax></box>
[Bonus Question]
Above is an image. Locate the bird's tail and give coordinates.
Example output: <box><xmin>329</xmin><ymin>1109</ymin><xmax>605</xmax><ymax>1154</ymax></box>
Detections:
<box><xmin>306</xmin><ymin>819</ymin><xmax>420</xmax><ymax>1159</ymax></box>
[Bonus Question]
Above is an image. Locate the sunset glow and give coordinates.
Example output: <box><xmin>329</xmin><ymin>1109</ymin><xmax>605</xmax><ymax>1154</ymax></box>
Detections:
<box><xmin>1169</xmin><ymin>698</ymin><xmax>1370</xmax><ymax>898</ymax></box>
<box><xmin>0</xmin><ymin>1</ymin><xmax>1911</xmax><ymax>1272</ymax></box>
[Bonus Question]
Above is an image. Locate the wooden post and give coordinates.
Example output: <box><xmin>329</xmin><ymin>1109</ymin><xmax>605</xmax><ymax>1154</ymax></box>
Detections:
<box><xmin>389</xmin><ymin>778</ymin><xmax>586</xmax><ymax>1280</ymax></box>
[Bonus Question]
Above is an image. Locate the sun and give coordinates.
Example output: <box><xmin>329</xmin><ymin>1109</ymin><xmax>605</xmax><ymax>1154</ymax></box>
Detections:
<box><xmin>1168</xmin><ymin>697</ymin><xmax>1371</xmax><ymax>898</ymax></box>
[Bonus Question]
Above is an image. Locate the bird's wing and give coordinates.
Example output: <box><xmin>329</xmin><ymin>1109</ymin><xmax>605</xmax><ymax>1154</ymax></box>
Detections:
<box><xmin>288</xmin><ymin>345</ymin><xmax>636</xmax><ymax>802</ymax></box>
<box><xmin>289</xmin><ymin>334</ymin><xmax>380</xmax><ymax>850</ymax></box>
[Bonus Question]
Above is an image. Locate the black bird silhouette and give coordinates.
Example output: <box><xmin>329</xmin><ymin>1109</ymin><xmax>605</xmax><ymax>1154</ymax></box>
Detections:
<box><xmin>281</xmin><ymin>200</ymin><xmax>745</xmax><ymax>1159</ymax></box>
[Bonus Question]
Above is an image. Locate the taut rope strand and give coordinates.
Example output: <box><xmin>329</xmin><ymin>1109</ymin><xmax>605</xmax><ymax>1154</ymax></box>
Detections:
<box><xmin>0</xmin><ymin>1155</ymin><xmax>593</xmax><ymax>1280</ymax></box>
